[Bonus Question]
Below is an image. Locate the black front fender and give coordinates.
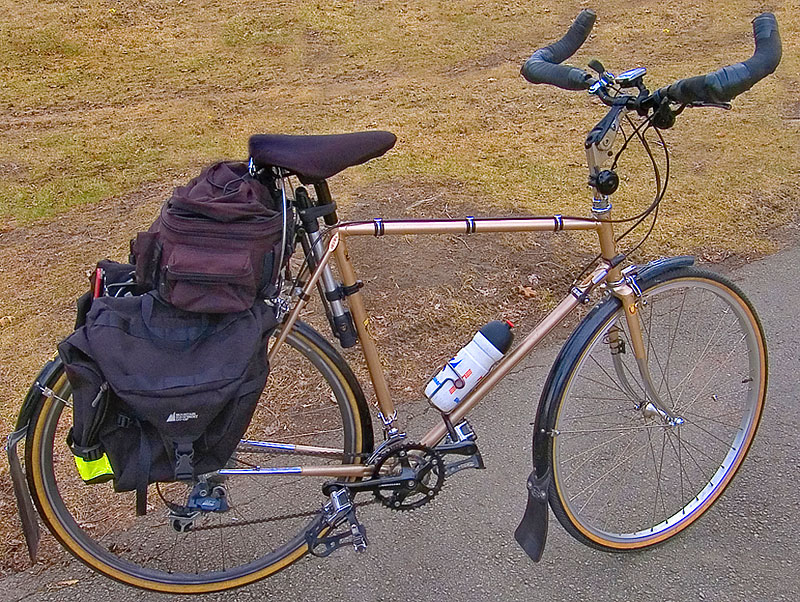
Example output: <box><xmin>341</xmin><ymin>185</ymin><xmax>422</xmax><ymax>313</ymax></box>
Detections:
<box><xmin>514</xmin><ymin>255</ymin><xmax>695</xmax><ymax>562</ymax></box>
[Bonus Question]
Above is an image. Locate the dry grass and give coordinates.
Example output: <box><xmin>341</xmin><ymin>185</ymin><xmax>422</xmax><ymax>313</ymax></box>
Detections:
<box><xmin>1</xmin><ymin>0</ymin><xmax>799</xmax><ymax>572</ymax></box>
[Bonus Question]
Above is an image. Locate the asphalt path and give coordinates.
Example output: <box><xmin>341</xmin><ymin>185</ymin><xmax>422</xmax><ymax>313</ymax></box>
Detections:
<box><xmin>3</xmin><ymin>247</ymin><xmax>798</xmax><ymax>602</ymax></box>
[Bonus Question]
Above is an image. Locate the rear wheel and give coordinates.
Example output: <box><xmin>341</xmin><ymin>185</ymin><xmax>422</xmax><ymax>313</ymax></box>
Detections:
<box><xmin>26</xmin><ymin>321</ymin><xmax>372</xmax><ymax>593</ymax></box>
<box><xmin>546</xmin><ymin>268</ymin><xmax>767</xmax><ymax>550</ymax></box>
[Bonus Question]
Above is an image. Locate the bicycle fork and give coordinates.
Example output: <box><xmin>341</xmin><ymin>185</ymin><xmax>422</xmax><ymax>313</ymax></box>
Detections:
<box><xmin>608</xmin><ymin>270</ymin><xmax>684</xmax><ymax>426</ymax></box>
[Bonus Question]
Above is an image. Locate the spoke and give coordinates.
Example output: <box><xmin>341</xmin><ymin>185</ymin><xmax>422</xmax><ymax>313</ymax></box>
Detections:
<box><xmin>646</xmin><ymin>424</ymin><xmax>668</xmax><ymax>523</ymax></box>
<box><xmin>671</xmin><ymin>308</ymin><xmax>740</xmax><ymax>405</ymax></box>
<box><xmin>169</xmin><ymin>531</ymin><xmax>178</xmax><ymax>574</ymax></box>
<box><xmin>575</xmin><ymin>432</ymin><xmax>643</xmax><ymax>513</ymax></box>
<box><xmin>193</xmin><ymin>526</ymin><xmax>200</xmax><ymax>574</ymax></box>
<box><xmin>659</xmin><ymin>286</ymin><xmax>688</xmax><ymax>406</ymax></box>
<box><xmin>587</xmin><ymin>352</ymin><xmax>640</xmax><ymax>403</ymax></box>
<box><xmin>219</xmin><ymin>514</ymin><xmax>227</xmax><ymax>572</ymax></box>
<box><xmin>639</xmin><ymin>297</ymin><xmax>677</xmax><ymax>409</ymax></box>
<box><xmin>601</xmin><ymin>447</ymin><xmax>635</xmax><ymax>530</ymax></box>
<box><xmin>576</xmin><ymin>369</ymin><xmax>640</xmax><ymax>398</ymax></box>
<box><xmin>570</xmin><ymin>438</ymin><xmax>651</xmax><ymax>508</ymax></box>
<box><xmin>557</xmin><ymin>422</ymin><xmax>672</xmax><ymax>435</ymax></box>
<box><xmin>560</xmin><ymin>426</ymin><xmax>641</xmax><ymax>479</ymax></box>
<box><xmin>668</xmin><ymin>428</ymin><xmax>705</xmax><ymax>496</ymax></box>
<box><xmin>562</xmin><ymin>406</ymin><xmax>638</xmax><ymax>420</ymax></box>
<box><xmin>267</xmin><ymin>427</ymin><xmax>345</xmax><ymax>442</ymax></box>
<box><xmin>663</xmin><ymin>428</ymin><xmax>691</xmax><ymax>506</ymax></box>
<box><xmin>677</xmin><ymin>337</ymin><xmax>747</xmax><ymax>416</ymax></box>
<box><xmin>681</xmin><ymin>408</ymin><xmax>747</xmax><ymax>430</ymax></box>
<box><xmin>571</xmin><ymin>395</ymin><xmax>651</xmax><ymax>403</ymax></box>
<box><xmin>671</xmin><ymin>430</ymin><xmax>729</xmax><ymax>467</ymax></box>
<box><xmin>666</xmin><ymin>429</ymin><xmax>714</xmax><ymax>490</ymax></box>
<box><xmin>681</xmin><ymin>416</ymin><xmax>741</xmax><ymax>449</ymax></box>
<box><xmin>620</xmin><ymin>355</ymin><xmax>647</xmax><ymax>398</ymax></box>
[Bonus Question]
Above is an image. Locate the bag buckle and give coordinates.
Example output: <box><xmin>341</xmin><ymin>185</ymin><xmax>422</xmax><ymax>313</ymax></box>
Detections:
<box><xmin>174</xmin><ymin>443</ymin><xmax>195</xmax><ymax>481</ymax></box>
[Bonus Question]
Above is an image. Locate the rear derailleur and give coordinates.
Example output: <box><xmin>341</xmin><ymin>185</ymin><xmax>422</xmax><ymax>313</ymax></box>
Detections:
<box><xmin>167</xmin><ymin>479</ymin><xmax>229</xmax><ymax>533</ymax></box>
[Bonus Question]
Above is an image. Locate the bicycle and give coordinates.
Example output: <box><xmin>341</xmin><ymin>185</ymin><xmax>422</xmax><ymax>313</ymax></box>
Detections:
<box><xmin>7</xmin><ymin>9</ymin><xmax>779</xmax><ymax>593</ymax></box>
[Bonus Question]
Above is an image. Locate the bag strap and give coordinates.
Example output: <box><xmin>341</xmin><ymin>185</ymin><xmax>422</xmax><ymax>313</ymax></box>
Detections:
<box><xmin>133</xmin><ymin>428</ymin><xmax>195</xmax><ymax>516</ymax></box>
<box><xmin>136</xmin><ymin>426</ymin><xmax>150</xmax><ymax>516</ymax></box>
<box><xmin>139</xmin><ymin>293</ymin><xmax>215</xmax><ymax>341</ymax></box>
<box><xmin>67</xmin><ymin>382</ymin><xmax>110</xmax><ymax>462</ymax></box>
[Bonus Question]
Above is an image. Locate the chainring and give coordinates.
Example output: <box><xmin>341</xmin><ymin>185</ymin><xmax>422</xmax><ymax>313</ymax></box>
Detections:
<box><xmin>371</xmin><ymin>442</ymin><xmax>445</xmax><ymax>511</ymax></box>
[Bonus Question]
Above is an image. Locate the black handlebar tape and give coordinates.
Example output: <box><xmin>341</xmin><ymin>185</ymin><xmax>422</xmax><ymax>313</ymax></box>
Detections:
<box><xmin>521</xmin><ymin>9</ymin><xmax>596</xmax><ymax>91</ymax></box>
<box><xmin>656</xmin><ymin>13</ymin><xmax>781</xmax><ymax>105</ymax></box>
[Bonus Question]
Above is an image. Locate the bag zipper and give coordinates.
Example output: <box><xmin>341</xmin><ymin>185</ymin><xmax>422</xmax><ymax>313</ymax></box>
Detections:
<box><xmin>161</xmin><ymin>207</ymin><xmax>283</xmax><ymax>240</ymax></box>
<box><xmin>165</xmin><ymin>265</ymin><xmax>254</xmax><ymax>283</ymax></box>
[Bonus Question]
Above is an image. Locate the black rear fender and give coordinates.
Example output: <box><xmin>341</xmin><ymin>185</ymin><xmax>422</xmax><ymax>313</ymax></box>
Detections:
<box><xmin>7</xmin><ymin>355</ymin><xmax>64</xmax><ymax>563</ymax></box>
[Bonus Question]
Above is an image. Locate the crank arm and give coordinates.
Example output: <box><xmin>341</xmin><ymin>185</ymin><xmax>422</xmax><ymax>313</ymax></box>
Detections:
<box><xmin>321</xmin><ymin>468</ymin><xmax>416</xmax><ymax>497</ymax></box>
<box><xmin>434</xmin><ymin>440</ymin><xmax>478</xmax><ymax>457</ymax></box>
<box><xmin>443</xmin><ymin>454</ymin><xmax>485</xmax><ymax>477</ymax></box>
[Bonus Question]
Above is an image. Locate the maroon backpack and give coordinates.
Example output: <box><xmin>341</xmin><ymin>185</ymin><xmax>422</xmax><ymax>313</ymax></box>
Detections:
<box><xmin>132</xmin><ymin>161</ymin><xmax>292</xmax><ymax>313</ymax></box>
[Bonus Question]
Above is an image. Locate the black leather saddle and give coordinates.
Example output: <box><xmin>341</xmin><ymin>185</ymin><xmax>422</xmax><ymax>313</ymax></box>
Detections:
<box><xmin>248</xmin><ymin>131</ymin><xmax>397</xmax><ymax>183</ymax></box>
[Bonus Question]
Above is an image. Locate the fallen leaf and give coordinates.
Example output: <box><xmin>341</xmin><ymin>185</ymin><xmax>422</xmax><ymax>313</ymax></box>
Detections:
<box><xmin>516</xmin><ymin>285</ymin><xmax>537</xmax><ymax>299</ymax></box>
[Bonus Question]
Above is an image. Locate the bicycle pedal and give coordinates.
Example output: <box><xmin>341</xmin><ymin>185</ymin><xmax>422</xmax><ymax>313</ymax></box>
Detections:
<box><xmin>444</xmin><ymin>449</ymin><xmax>485</xmax><ymax>477</ymax></box>
<box><xmin>348</xmin><ymin>516</ymin><xmax>368</xmax><ymax>553</ymax></box>
<box><xmin>307</xmin><ymin>512</ymin><xmax>369</xmax><ymax>557</ymax></box>
<box><xmin>307</xmin><ymin>488</ymin><xmax>368</xmax><ymax>557</ymax></box>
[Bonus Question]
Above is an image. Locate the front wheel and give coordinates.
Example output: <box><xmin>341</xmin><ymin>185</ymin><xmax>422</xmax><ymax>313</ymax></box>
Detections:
<box><xmin>25</xmin><ymin>321</ymin><xmax>373</xmax><ymax>593</ymax></box>
<box><xmin>545</xmin><ymin>267</ymin><xmax>767</xmax><ymax>551</ymax></box>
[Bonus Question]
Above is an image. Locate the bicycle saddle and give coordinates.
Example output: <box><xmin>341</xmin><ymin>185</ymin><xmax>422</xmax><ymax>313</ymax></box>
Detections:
<box><xmin>248</xmin><ymin>131</ymin><xmax>397</xmax><ymax>183</ymax></box>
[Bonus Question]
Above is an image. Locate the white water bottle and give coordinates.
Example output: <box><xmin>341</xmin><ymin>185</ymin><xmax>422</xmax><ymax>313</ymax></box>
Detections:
<box><xmin>424</xmin><ymin>320</ymin><xmax>514</xmax><ymax>413</ymax></box>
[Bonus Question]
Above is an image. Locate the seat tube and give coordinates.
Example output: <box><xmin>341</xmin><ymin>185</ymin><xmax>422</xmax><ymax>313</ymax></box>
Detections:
<box><xmin>332</xmin><ymin>236</ymin><xmax>396</xmax><ymax>419</ymax></box>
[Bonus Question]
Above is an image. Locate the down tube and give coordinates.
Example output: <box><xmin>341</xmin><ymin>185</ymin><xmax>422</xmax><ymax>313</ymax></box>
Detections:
<box><xmin>420</xmin><ymin>291</ymin><xmax>583</xmax><ymax>447</ymax></box>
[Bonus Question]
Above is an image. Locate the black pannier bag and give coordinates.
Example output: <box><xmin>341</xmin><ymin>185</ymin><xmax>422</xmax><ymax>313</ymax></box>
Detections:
<box><xmin>131</xmin><ymin>161</ymin><xmax>293</xmax><ymax>314</ymax></box>
<box><xmin>59</xmin><ymin>290</ymin><xmax>277</xmax><ymax>514</ymax></box>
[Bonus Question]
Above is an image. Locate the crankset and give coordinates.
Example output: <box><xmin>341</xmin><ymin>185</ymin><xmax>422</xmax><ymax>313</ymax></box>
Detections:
<box><xmin>321</xmin><ymin>422</ymin><xmax>485</xmax><ymax>508</ymax></box>
<box><xmin>371</xmin><ymin>442</ymin><xmax>445</xmax><ymax>511</ymax></box>
<box><xmin>322</xmin><ymin>441</ymin><xmax>445</xmax><ymax>511</ymax></box>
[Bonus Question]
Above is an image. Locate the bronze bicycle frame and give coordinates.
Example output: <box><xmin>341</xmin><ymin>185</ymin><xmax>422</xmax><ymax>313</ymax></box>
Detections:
<box><xmin>251</xmin><ymin>211</ymin><xmax>648</xmax><ymax>479</ymax></box>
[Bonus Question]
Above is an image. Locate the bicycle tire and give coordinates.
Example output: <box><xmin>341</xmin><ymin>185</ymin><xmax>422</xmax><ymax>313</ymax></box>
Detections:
<box><xmin>26</xmin><ymin>320</ymin><xmax>373</xmax><ymax>593</ymax></box>
<box><xmin>544</xmin><ymin>267</ymin><xmax>767</xmax><ymax>551</ymax></box>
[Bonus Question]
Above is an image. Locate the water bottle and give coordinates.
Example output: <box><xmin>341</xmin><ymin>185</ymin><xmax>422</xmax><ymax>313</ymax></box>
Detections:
<box><xmin>424</xmin><ymin>320</ymin><xmax>514</xmax><ymax>413</ymax></box>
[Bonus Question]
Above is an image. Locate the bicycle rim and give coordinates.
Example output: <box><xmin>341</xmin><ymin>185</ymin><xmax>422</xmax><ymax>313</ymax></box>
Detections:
<box><xmin>548</xmin><ymin>269</ymin><xmax>767</xmax><ymax>550</ymax></box>
<box><xmin>26</xmin><ymin>325</ymin><xmax>369</xmax><ymax>593</ymax></box>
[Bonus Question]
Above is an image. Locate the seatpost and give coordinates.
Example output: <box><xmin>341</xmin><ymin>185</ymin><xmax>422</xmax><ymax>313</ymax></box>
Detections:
<box><xmin>296</xmin><ymin>181</ymin><xmax>358</xmax><ymax>348</ymax></box>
